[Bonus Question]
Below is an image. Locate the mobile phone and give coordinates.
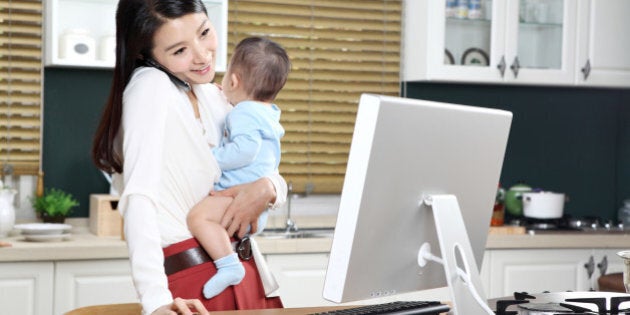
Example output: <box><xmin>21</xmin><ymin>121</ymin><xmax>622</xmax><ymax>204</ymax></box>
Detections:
<box><xmin>144</xmin><ymin>58</ymin><xmax>191</xmax><ymax>91</ymax></box>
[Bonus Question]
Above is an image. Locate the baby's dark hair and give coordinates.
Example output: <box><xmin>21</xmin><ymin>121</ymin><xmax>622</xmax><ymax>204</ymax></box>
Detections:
<box><xmin>229</xmin><ymin>37</ymin><xmax>291</xmax><ymax>102</ymax></box>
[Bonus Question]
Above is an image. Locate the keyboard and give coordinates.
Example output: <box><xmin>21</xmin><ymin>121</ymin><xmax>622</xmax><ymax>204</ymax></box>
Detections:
<box><xmin>309</xmin><ymin>301</ymin><xmax>450</xmax><ymax>315</ymax></box>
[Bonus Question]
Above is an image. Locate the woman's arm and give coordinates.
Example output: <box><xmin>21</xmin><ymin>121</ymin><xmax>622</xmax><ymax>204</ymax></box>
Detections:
<box><xmin>124</xmin><ymin>195</ymin><xmax>174</xmax><ymax>314</ymax></box>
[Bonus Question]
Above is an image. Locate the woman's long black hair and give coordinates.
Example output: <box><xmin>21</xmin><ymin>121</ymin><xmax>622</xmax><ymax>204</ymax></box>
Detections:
<box><xmin>92</xmin><ymin>0</ymin><xmax>207</xmax><ymax>173</ymax></box>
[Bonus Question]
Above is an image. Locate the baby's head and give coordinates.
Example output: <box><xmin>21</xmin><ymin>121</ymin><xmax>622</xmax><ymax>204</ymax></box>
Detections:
<box><xmin>222</xmin><ymin>37</ymin><xmax>290</xmax><ymax>105</ymax></box>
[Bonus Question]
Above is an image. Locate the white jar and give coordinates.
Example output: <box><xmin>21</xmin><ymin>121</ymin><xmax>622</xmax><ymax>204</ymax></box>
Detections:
<box><xmin>0</xmin><ymin>189</ymin><xmax>16</xmax><ymax>237</ymax></box>
<box><xmin>59</xmin><ymin>28</ymin><xmax>96</xmax><ymax>61</ymax></box>
<box><xmin>98</xmin><ymin>35</ymin><xmax>116</xmax><ymax>63</ymax></box>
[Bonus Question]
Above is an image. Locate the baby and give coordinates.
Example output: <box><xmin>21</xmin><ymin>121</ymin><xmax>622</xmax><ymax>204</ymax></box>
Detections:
<box><xmin>187</xmin><ymin>36</ymin><xmax>290</xmax><ymax>299</ymax></box>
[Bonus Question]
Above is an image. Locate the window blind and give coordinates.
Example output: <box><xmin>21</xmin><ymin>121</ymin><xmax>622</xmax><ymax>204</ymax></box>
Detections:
<box><xmin>227</xmin><ymin>0</ymin><xmax>401</xmax><ymax>193</ymax></box>
<box><xmin>0</xmin><ymin>0</ymin><xmax>42</xmax><ymax>176</ymax></box>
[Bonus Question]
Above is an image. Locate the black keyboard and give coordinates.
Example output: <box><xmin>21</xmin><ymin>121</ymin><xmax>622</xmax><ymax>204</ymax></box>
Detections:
<box><xmin>309</xmin><ymin>301</ymin><xmax>450</xmax><ymax>315</ymax></box>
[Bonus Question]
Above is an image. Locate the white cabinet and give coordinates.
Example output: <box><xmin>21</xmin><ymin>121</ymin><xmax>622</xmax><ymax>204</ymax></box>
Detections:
<box><xmin>44</xmin><ymin>0</ymin><xmax>228</xmax><ymax>71</ymax></box>
<box><xmin>0</xmin><ymin>262</ymin><xmax>54</xmax><ymax>315</ymax></box>
<box><xmin>575</xmin><ymin>0</ymin><xmax>630</xmax><ymax>87</ymax></box>
<box><xmin>483</xmin><ymin>249</ymin><xmax>591</xmax><ymax>298</ymax></box>
<box><xmin>403</xmin><ymin>0</ymin><xmax>629</xmax><ymax>88</ymax></box>
<box><xmin>265</xmin><ymin>253</ymin><xmax>452</xmax><ymax>308</ymax></box>
<box><xmin>0</xmin><ymin>259</ymin><xmax>136</xmax><ymax>315</ymax></box>
<box><xmin>482</xmin><ymin>248</ymin><xmax>627</xmax><ymax>298</ymax></box>
<box><xmin>54</xmin><ymin>260</ymin><xmax>137</xmax><ymax>315</ymax></box>
<box><xmin>265</xmin><ymin>253</ymin><xmax>335</xmax><ymax>308</ymax></box>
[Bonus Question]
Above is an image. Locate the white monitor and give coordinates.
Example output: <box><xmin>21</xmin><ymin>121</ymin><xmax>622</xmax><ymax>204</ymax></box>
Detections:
<box><xmin>323</xmin><ymin>94</ymin><xmax>512</xmax><ymax>311</ymax></box>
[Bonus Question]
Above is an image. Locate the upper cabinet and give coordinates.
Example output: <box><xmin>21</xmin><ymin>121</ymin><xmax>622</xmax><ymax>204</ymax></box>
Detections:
<box><xmin>402</xmin><ymin>0</ymin><xmax>630</xmax><ymax>88</ymax></box>
<box><xmin>575</xmin><ymin>0</ymin><xmax>630</xmax><ymax>87</ymax></box>
<box><xmin>44</xmin><ymin>0</ymin><xmax>228</xmax><ymax>72</ymax></box>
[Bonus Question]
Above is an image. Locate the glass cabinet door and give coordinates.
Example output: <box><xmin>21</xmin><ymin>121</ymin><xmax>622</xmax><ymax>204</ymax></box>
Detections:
<box><xmin>444</xmin><ymin>0</ymin><xmax>493</xmax><ymax>68</ymax></box>
<box><xmin>516</xmin><ymin>0</ymin><xmax>564</xmax><ymax>70</ymax></box>
<box><xmin>504</xmin><ymin>0</ymin><xmax>576</xmax><ymax>83</ymax></box>
<box><xmin>429</xmin><ymin>0</ymin><xmax>506</xmax><ymax>82</ymax></box>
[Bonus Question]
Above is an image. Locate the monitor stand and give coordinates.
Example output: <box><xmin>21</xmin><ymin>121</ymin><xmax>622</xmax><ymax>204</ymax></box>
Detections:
<box><xmin>419</xmin><ymin>194</ymin><xmax>491</xmax><ymax>315</ymax></box>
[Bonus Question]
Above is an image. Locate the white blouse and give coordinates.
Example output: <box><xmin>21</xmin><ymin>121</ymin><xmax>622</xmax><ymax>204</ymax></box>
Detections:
<box><xmin>111</xmin><ymin>67</ymin><xmax>286</xmax><ymax>314</ymax></box>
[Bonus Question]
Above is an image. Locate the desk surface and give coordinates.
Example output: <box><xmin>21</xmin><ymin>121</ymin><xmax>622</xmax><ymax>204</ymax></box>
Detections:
<box><xmin>212</xmin><ymin>305</ymin><xmax>453</xmax><ymax>315</ymax></box>
<box><xmin>212</xmin><ymin>306</ymin><xmax>350</xmax><ymax>314</ymax></box>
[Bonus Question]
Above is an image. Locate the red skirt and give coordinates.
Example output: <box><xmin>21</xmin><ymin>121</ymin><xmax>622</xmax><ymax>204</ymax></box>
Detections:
<box><xmin>163</xmin><ymin>237</ymin><xmax>283</xmax><ymax>311</ymax></box>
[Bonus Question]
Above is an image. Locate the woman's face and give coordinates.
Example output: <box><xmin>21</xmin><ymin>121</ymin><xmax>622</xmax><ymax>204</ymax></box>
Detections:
<box><xmin>151</xmin><ymin>12</ymin><xmax>217</xmax><ymax>85</ymax></box>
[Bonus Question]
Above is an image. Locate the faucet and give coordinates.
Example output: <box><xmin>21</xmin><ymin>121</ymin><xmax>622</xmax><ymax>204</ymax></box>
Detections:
<box><xmin>285</xmin><ymin>182</ymin><xmax>298</xmax><ymax>232</ymax></box>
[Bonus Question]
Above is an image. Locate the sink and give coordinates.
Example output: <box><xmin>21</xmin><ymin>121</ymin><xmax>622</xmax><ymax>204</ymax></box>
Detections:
<box><xmin>256</xmin><ymin>228</ymin><xmax>334</xmax><ymax>239</ymax></box>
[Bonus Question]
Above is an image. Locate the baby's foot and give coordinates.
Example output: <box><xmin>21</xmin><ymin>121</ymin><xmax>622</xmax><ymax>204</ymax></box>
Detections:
<box><xmin>203</xmin><ymin>253</ymin><xmax>245</xmax><ymax>299</ymax></box>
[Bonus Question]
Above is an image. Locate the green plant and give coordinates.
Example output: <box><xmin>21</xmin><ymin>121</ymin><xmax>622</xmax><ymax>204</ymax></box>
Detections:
<box><xmin>32</xmin><ymin>188</ymin><xmax>79</xmax><ymax>217</ymax></box>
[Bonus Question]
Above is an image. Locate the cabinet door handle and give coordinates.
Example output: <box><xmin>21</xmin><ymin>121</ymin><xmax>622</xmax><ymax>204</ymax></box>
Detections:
<box><xmin>510</xmin><ymin>57</ymin><xmax>520</xmax><ymax>78</ymax></box>
<box><xmin>497</xmin><ymin>56</ymin><xmax>506</xmax><ymax>77</ymax></box>
<box><xmin>597</xmin><ymin>255</ymin><xmax>608</xmax><ymax>276</ymax></box>
<box><xmin>584</xmin><ymin>255</ymin><xmax>595</xmax><ymax>279</ymax></box>
<box><xmin>581</xmin><ymin>59</ymin><xmax>591</xmax><ymax>80</ymax></box>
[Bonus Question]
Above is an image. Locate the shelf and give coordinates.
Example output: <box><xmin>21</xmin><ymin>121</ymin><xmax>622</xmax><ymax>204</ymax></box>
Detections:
<box><xmin>44</xmin><ymin>0</ymin><xmax>227</xmax><ymax>72</ymax></box>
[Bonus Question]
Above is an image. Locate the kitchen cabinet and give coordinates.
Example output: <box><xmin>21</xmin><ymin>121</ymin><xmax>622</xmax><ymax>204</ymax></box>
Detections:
<box><xmin>264</xmin><ymin>253</ymin><xmax>451</xmax><ymax>308</ymax></box>
<box><xmin>54</xmin><ymin>260</ymin><xmax>137</xmax><ymax>315</ymax></box>
<box><xmin>0</xmin><ymin>259</ymin><xmax>136</xmax><ymax>315</ymax></box>
<box><xmin>44</xmin><ymin>0</ymin><xmax>228</xmax><ymax>71</ymax></box>
<box><xmin>482</xmin><ymin>248</ymin><xmax>627</xmax><ymax>298</ymax></box>
<box><xmin>0</xmin><ymin>262</ymin><xmax>54</xmax><ymax>315</ymax></box>
<box><xmin>402</xmin><ymin>0</ymin><xmax>629</xmax><ymax>88</ymax></box>
<box><xmin>265</xmin><ymin>253</ymin><xmax>335</xmax><ymax>307</ymax></box>
<box><xmin>575</xmin><ymin>0</ymin><xmax>630</xmax><ymax>87</ymax></box>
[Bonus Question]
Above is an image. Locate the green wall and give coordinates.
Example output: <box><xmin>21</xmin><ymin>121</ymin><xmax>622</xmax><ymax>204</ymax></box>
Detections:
<box><xmin>42</xmin><ymin>67</ymin><xmax>630</xmax><ymax>221</ymax></box>
<box><xmin>43</xmin><ymin>68</ymin><xmax>112</xmax><ymax>217</ymax></box>
<box><xmin>404</xmin><ymin>82</ymin><xmax>630</xmax><ymax>221</ymax></box>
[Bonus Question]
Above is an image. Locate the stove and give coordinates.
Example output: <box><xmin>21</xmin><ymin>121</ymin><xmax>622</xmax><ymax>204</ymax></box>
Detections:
<box><xmin>508</xmin><ymin>216</ymin><xmax>627</xmax><ymax>235</ymax></box>
<box><xmin>492</xmin><ymin>291</ymin><xmax>630</xmax><ymax>314</ymax></box>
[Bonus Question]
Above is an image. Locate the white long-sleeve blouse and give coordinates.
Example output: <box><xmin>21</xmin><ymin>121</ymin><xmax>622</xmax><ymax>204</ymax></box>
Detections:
<box><xmin>111</xmin><ymin>67</ymin><xmax>286</xmax><ymax>314</ymax></box>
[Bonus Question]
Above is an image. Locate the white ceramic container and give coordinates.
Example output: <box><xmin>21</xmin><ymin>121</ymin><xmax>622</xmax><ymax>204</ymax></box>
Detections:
<box><xmin>522</xmin><ymin>191</ymin><xmax>565</xmax><ymax>219</ymax></box>
<box><xmin>0</xmin><ymin>189</ymin><xmax>16</xmax><ymax>237</ymax></box>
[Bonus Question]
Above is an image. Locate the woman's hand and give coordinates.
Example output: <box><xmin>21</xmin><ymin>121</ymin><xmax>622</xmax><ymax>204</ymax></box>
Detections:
<box><xmin>151</xmin><ymin>298</ymin><xmax>209</xmax><ymax>315</ymax></box>
<box><xmin>212</xmin><ymin>177</ymin><xmax>276</xmax><ymax>238</ymax></box>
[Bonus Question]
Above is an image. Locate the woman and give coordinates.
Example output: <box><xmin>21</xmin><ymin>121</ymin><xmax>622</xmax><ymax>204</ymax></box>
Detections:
<box><xmin>91</xmin><ymin>1</ymin><xmax>286</xmax><ymax>314</ymax></box>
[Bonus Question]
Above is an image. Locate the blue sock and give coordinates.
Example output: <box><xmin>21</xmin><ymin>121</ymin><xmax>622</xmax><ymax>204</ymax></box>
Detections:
<box><xmin>203</xmin><ymin>253</ymin><xmax>245</xmax><ymax>299</ymax></box>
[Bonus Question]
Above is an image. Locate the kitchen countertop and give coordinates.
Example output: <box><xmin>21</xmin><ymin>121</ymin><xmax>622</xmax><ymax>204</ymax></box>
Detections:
<box><xmin>486</xmin><ymin>232</ymin><xmax>630</xmax><ymax>249</ymax></box>
<box><xmin>1</xmin><ymin>219</ymin><xmax>628</xmax><ymax>262</ymax></box>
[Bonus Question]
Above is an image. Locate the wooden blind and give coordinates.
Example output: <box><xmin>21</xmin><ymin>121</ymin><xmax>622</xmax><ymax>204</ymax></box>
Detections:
<box><xmin>227</xmin><ymin>0</ymin><xmax>401</xmax><ymax>193</ymax></box>
<box><xmin>0</xmin><ymin>0</ymin><xmax>42</xmax><ymax>176</ymax></box>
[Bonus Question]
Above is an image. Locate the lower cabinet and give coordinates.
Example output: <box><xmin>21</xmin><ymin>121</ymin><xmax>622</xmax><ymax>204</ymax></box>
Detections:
<box><xmin>0</xmin><ymin>262</ymin><xmax>54</xmax><ymax>315</ymax></box>
<box><xmin>0</xmin><ymin>259</ymin><xmax>137</xmax><ymax>315</ymax></box>
<box><xmin>54</xmin><ymin>260</ymin><xmax>138</xmax><ymax>315</ymax></box>
<box><xmin>482</xmin><ymin>248</ymin><xmax>626</xmax><ymax>298</ymax></box>
<box><xmin>265</xmin><ymin>253</ymin><xmax>335</xmax><ymax>307</ymax></box>
<box><xmin>265</xmin><ymin>253</ymin><xmax>452</xmax><ymax>308</ymax></box>
<box><xmin>265</xmin><ymin>248</ymin><xmax>627</xmax><ymax>306</ymax></box>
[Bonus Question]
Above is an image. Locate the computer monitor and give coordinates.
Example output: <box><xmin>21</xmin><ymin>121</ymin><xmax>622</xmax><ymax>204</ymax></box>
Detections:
<box><xmin>322</xmin><ymin>94</ymin><xmax>512</xmax><ymax>313</ymax></box>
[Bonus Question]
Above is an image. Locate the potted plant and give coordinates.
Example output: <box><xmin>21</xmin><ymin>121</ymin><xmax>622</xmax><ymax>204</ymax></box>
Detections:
<box><xmin>32</xmin><ymin>188</ymin><xmax>79</xmax><ymax>223</ymax></box>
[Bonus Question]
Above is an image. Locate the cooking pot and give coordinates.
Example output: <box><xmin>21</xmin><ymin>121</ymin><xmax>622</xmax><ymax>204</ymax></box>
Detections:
<box><xmin>522</xmin><ymin>191</ymin><xmax>565</xmax><ymax>219</ymax></box>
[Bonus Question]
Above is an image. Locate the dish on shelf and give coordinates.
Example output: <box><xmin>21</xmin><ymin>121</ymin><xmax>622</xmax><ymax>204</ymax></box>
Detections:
<box><xmin>14</xmin><ymin>223</ymin><xmax>72</xmax><ymax>235</ymax></box>
<box><xmin>23</xmin><ymin>233</ymin><xmax>72</xmax><ymax>242</ymax></box>
<box><xmin>461</xmin><ymin>47</ymin><xmax>489</xmax><ymax>66</ymax></box>
<box><xmin>444</xmin><ymin>49</ymin><xmax>455</xmax><ymax>65</ymax></box>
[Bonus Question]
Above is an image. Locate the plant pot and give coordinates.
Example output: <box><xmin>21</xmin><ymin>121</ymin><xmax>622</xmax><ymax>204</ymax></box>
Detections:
<box><xmin>41</xmin><ymin>213</ymin><xmax>66</xmax><ymax>223</ymax></box>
